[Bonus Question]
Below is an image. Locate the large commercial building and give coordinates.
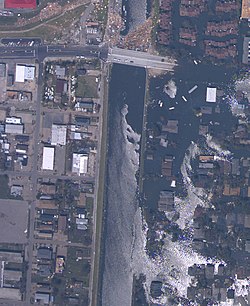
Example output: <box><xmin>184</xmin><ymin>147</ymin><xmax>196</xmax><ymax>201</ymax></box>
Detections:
<box><xmin>72</xmin><ymin>153</ymin><xmax>88</xmax><ymax>175</ymax></box>
<box><xmin>51</xmin><ymin>124</ymin><xmax>67</xmax><ymax>146</ymax></box>
<box><xmin>15</xmin><ymin>65</ymin><xmax>35</xmax><ymax>83</ymax></box>
<box><xmin>42</xmin><ymin>147</ymin><xmax>55</xmax><ymax>171</ymax></box>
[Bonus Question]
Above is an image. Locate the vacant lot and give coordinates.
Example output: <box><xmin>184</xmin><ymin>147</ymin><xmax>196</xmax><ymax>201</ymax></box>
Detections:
<box><xmin>76</xmin><ymin>76</ymin><xmax>98</xmax><ymax>98</ymax></box>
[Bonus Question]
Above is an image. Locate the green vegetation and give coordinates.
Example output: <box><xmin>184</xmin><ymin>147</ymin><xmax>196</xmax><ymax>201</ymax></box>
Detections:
<box><xmin>76</xmin><ymin>76</ymin><xmax>98</xmax><ymax>98</ymax></box>
<box><xmin>139</xmin><ymin>70</ymin><xmax>148</xmax><ymax>192</ymax></box>
<box><xmin>95</xmin><ymin>0</ymin><xmax>109</xmax><ymax>23</ymax></box>
<box><xmin>65</xmin><ymin>247</ymin><xmax>90</xmax><ymax>284</ymax></box>
<box><xmin>151</xmin><ymin>0</ymin><xmax>160</xmax><ymax>50</ymax></box>
<box><xmin>0</xmin><ymin>3</ymin><xmax>88</xmax><ymax>43</ymax></box>
<box><xmin>0</xmin><ymin>175</ymin><xmax>10</xmax><ymax>199</ymax></box>
<box><xmin>91</xmin><ymin>64</ymin><xmax>109</xmax><ymax>306</ymax></box>
<box><xmin>86</xmin><ymin>196</ymin><xmax>94</xmax><ymax>214</ymax></box>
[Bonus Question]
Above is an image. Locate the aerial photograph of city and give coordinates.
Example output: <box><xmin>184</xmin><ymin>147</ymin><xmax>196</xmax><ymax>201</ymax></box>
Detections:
<box><xmin>0</xmin><ymin>0</ymin><xmax>249</xmax><ymax>305</ymax></box>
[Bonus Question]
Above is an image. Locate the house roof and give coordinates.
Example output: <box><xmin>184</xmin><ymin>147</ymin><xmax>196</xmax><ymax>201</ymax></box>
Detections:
<box><xmin>5</xmin><ymin>0</ymin><xmax>36</xmax><ymax>9</ymax></box>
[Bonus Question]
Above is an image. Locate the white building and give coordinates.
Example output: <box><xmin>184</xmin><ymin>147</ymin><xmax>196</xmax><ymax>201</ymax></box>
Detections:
<box><xmin>42</xmin><ymin>147</ymin><xmax>55</xmax><ymax>171</ymax></box>
<box><xmin>72</xmin><ymin>153</ymin><xmax>88</xmax><ymax>175</ymax></box>
<box><xmin>51</xmin><ymin>124</ymin><xmax>67</xmax><ymax>146</ymax></box>
<box><xmin>15</xmin><ymin>65</ymin><xmax>35</xmax><ymax>83</ymax></box>
<box><xmin>206</xmin><ymin>87</ymin><xmax>217</xmax><ymax>103</ymax></box>
<box><xmin>5</xmin><ymin>124</ymin><xmax>24</xmax><ymax>134</ymax></box>
<box><xmin>6</xmin><ymin>117</ymin><xmax>22</xmax><ymax>124</ymax></box>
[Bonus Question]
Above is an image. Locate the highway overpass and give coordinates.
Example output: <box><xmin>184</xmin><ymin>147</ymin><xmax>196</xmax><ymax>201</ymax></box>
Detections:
<box><xmin>107</xmin><ymin>47</ymin><xmax>178</xmax><ymax>71</ymax></box>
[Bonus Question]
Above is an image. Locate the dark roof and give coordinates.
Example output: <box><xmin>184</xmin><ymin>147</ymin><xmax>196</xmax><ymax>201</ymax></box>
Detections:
<box><xmin>37</xmin><ymin>248</ymin><xmax>52</xmax><ymax>260</ymax></box>
<box><xmin>75</xmin><ymin>116</ymin><xmax>90</xmax><ymax>126</ymax></box>
<box><xmin>150</xmin><ymin>281</ymin><xmax>162</xmax><ymax>298</ymax></box>
<box><xmin>15</xmin><ymin>135</ymin><xmax>29</xmax><ymax>142</ymax></box>
<box><xmin>16</xmin><ymin>143</ymin><xmax>28</xmax><ymax>150</ymax></box>
<box><xmin>56</xmin><ymin>79</ymin><xmax>66</xmax><ymax>94</ymax></box>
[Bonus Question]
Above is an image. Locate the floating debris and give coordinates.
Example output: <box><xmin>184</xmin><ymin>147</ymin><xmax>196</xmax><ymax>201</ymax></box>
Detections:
<box><xmin>164</xmin><ymin>79</ymin><xmax>177</xmax><ymax>99</ymax></box>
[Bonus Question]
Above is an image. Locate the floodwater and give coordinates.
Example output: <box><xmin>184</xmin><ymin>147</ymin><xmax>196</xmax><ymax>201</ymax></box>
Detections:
<box><xmin>100</xmin><ymin>64</ymin><xmax>145</xmax><ymax>306</ymax></box>
<box><xmin>100</xmin><ymin>59</ymin><xmax>240</xmax><ymax>306</ymax></box>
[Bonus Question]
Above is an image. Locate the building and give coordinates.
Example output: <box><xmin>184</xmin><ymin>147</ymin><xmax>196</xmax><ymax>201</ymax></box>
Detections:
<box><xmin>72</xmin><ymin>153</ymin><xmax>88</xmax><ymax>175</ymax></box>
<box><xmin>242</xmin><ymin>36</ymin><xmax>250</xmax><ymax>64</ymax></box>
<box><xmin>35</xmin><ymin>292</ymin><xmax>52</xmax><ymax>304</ymax></box>
<box><xmin>0</xmin><ymin>63</ymin><xmax>6</xmax><ymax>77</ymax></box>
<box><xmin>5</xmin><ymin>124</ymin><xmax>24</xmax><ymax>134</ymax></box>
<box><xmin>4</xmin><ymin>0</ymin><xmax>36</xmax><ymax>9</ymax></box>
<box><xmin>158</xmin><ymin>191</ymin><xmax>175</xmax><ymax>212</ymax></box>
<box><xmin>37</xmin><ymin>247</ymin><xmax>52</xmax><ymax>260</ymax></box>
<box><xmin>42</xmin><ymin>147</ymin><xmax>55</xmax><ymax>171</ymax></box>
<box><xmin>0</xmin><ymin>288</ymin><xmax>22</xmax><ymax>301</ymax></box>
<box><xmin>0</xmin><ymin>251</ymin><xmax>23</xmax><ymax>263</ymax></box>
<box><xmin>55</xmin><ymin>79</ymin><xmax>67</xmax><ymax>94</ymax></box>
<box><xmin>7</xmin><ymin>74</ymin><xmax>14</xmax><ymax>86</ymax></box>
<box><xmin>75</xmin><ymin>101</ymin><xmax>94</xmax><ymax>112</ymax></box>
<box><xmin>206</xmin><ymin>87</ymin><xmax>217</xmax><ymax>103</ymax></box>
<box><xmin>55</xmin><ymin>257</ymin><xmax>65</xmax><ymax>274</ymax></box>
<box><xmin>15</xmin><ymin>65</ymin><xmax>35</xmax><ymax>83</ymax></box>
<box><xmin>6</xmin><ymin>117</ymin><xmax>21</xmax><ymax>124</ymax></box>
<box><xmin>55</xmin><ymin>66</ymin><xmax>65</xmax><ymax>78</ymax></box>
<box><xmin>241</xmin><ymin>0</ymin><xmax>250</xmax><ymax>19</ymax></box>
<box><xmin>51</xmin><ymin>124</ymin><xmax>67</xmax><ymax>146</ymax></box>
<box><xmin>75</xmin><ymin>116</ymin><xmax>91</xmax><ymax>126</ymax></box>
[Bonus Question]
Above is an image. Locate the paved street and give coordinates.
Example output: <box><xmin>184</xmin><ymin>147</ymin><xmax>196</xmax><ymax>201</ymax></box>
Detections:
<box><xmin>25</xmin><ymin>60</ymin><xmax>43</xmax><ymax>304</ymax></box>
<box><xmin>0</xmin><ymin>44</ymin><xmax>104</xmax><ymax>61</ymax></box>
<box><xmin>0</xmin><ymin>43</ymin><xmax>178</xmax><ymax>71</ymax></box>
<box><xmin>4</xmin><ymin>170</ymin><xmax>95</xmax><ymax>182</ymax></box>
<box><xmin>108</xmin><ymin>47</ymin><xmax>178</xmax><ymax>71</ymax></box>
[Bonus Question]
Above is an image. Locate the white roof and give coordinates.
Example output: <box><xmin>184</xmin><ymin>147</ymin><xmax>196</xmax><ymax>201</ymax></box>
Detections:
<box><xmin>15</xmin><ymin>65</ymin><xmax>35</xmax><ymax>82</ymax></box>
<box><xmin>15</xmin><ymin>65</ymin><xmax>25</xmax><ymax>83</ymax></box>
<box><xmin>42</xmin><ymin>147</ymin><xmax>55</xmax><ymax>170</ymax></box>
<box><xmin>51</xmin><ymin>124</ymin><xmax>67</xmax><ymax>146</ymax></box>
<box><xmin>206</xmin><ymin>87</ymin><xmax>217</xmax><ymax>103</ymax></box>
<box><xmin>72</xmin><ymin>153</ymin><xmax>88</xmax><ymax>174</ymax></box>
<box><xmin>6</xmin><ymin>117</ymin><xmax>22</xmax><ymax>124</ymax></box>
<box><xmin>5</xmin><ymin>124</ymin><xmax>23</xmax><ymax>134</ymax></box>
<box><xmin>24</xmin><ymin>66</ymin><xmax>35</xmax><ymax>80</ymax></box>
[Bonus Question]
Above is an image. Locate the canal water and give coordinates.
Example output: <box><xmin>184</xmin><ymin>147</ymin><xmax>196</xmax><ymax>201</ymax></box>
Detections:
<box><xmin>101</xmin><ymin>64</ymin><xmax>146</xmax><ymax>306</ymax></box>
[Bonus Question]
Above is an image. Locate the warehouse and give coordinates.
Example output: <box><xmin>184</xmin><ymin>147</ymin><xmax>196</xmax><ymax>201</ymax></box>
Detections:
<box><xmin>0</xmin><ymin>288</ymin><xmax>22</xmax><ymax>301</ymax></box>
<box><xmin>51</xmin><ymin>124</ymin><xmax>67</xmax><ymax>146</ymax></box>
<box><xmin>42</xmin><ymin>147</ymin><xmax>55</xmax><ymax>171</ymax></box>
<box><xmin>5</xmin><ymin>124</ymin><xmax>24</xmax><ymax>134</ymax></box>
<box><xmin>15</xmin><ymin>65</ymin><xmax>35</xmax><ymax>83</ymax></box>
<box><xmin>72</xmin><ymin>153</ymin><xmax>88</xmax><ymax>175</ymax></box>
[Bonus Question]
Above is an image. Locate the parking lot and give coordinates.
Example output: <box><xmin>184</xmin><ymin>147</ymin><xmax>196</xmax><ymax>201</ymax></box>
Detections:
<box><xmin>0</xmin><ymin>199</ymin><xmax>28</xmax><ymax>244</ymax></box>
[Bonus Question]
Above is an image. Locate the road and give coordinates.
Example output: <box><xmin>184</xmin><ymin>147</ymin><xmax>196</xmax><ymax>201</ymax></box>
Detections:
<box><xmin>0</xmin><ymin>43</ymin><xmax>177</xmax><ymax>71</ymax></box>
<box><xmin>0</xmin><ymin>44</ymin><xmax>107</xmax><ymax>62</ymax></box>
<box><xmin>3</xmin><ymin>170</ymin><xmax>95</xmax><ymax>182</ymax></box>
<box><xmin>108</xmin><ymin>47</ymin><xmax>178</xmax><ymax>71</ymax></box>
<box><xmin>25</xmin><ymin>59</ymin><xmax>43</xmax><ymax>304</ymax></box>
